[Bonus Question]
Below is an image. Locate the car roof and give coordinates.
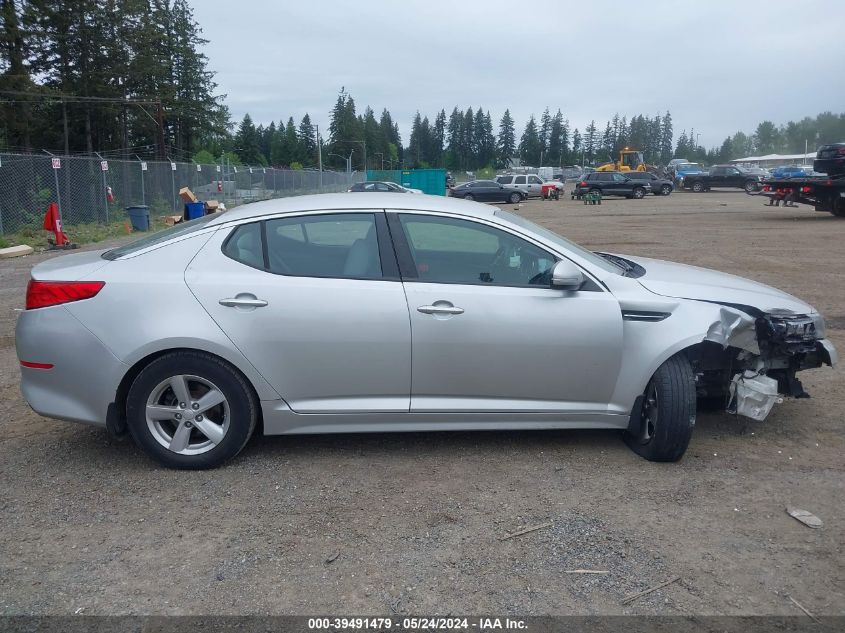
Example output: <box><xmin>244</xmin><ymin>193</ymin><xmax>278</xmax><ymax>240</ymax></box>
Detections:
<box><xmin>207</xmin><ymin>192</ymin><xmax>498</xmax><ymax>226</ymax></box>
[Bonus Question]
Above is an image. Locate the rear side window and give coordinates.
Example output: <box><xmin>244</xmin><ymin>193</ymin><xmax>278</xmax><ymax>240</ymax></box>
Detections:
<box><xmin>222</xmin><ymin>213</ymin><xmax>385</xmax><ymax>280</ymax></box>
<box><xmin>514</xmin><ymin>176</ymin><xmax>526</xmax><ymax>185</ymax></box>
<box><xmin>266</xmin><ymin>213</ymin><xmax>382</xmax><ymax>279</ymax></box>
<box><xmin>222</xmin><ymin>222</ymin><xmax>264</xmax><ymax>269</ymax></box>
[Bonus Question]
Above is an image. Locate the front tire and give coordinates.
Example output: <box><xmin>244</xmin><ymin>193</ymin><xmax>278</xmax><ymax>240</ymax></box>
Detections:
<box><xmin>509</xmin><ymin>192</ymin><xmax>522</xmax><ymax>204</ymax></box>
<box><xmin>744</xmin><ymin>180</ymin><xmax>759</xmax><ymax>193</ymax></box>
<box><xmin>660</xmin><ymin>184</ymin><xmax>672</xmax><ymax>196</ymax></box>
<box><xmin>126</xmin><ymin>351</ymin><xmax>258</xmax><ymax>469</ymax></box>
<box><xmin>624</xmin><ymin>353</ymin><xmax>696</xmax><ymax>462</ymax></box>
<box><xmin>691</xmin><ymin>181</ymin><xmax>704</xmax><ymax>193</ymax></box>
<box><xmin>463</xmin><ymin>193</ymin><xmax>474</xmax><ymax>201</ymax></box>
<box><xmin>632</xmin><ymin>187</ymin><xmax>646</xmax><ymax>199</ymax></box>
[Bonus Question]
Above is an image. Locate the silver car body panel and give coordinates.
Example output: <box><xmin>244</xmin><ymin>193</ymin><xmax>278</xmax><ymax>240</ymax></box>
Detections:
<box><xmin>15</xmin><ymin>193</ymin><xmax>837</xmax><ymax>435</ymax></box>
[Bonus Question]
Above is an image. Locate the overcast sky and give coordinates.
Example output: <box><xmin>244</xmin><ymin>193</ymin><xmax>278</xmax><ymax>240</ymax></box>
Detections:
<box><xmin>191</xmin><ymin>0</ymin><xmax>845</xmax><ymax>149</ymax></box>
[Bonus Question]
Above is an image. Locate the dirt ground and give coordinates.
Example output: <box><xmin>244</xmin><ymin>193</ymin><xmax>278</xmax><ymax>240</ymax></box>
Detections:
<box><xmin>0</xmin><ymin>190</ymin><xmax>842</xmax><ymax>617</ymax></box>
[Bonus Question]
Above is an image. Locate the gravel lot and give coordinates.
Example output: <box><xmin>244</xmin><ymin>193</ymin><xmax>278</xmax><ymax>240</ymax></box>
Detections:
<box><xmin>0</xmin><ymin>190</ymin><xmax>842</xmax><ymax>616</ymax></box>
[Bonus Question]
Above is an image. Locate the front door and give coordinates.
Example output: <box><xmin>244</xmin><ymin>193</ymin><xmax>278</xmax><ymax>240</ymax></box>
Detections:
<box><xmin>526</xmin><ymin>175</ymin><xmax>544</xmax><ymax>197</ymax></box>
<box><xmin>390</xmin><ymin>212</ymin><xmax>623</xmax><ymax>413</ymax></box>
<box><xmin>186</xmin><ymin>211</ymin><xmax>412</xmax><ymax>413</ymax></box>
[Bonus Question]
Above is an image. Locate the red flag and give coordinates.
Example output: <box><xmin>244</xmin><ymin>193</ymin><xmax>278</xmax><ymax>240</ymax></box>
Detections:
<box><xmin>43</xmin><ymin>202</ymin><xmax>69</xmax><ymax>246</ymax></box>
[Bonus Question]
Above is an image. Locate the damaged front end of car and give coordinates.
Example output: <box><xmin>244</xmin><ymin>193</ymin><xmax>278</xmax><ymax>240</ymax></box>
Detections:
<box><xmin>687</xmin><ymin>305</ymin><xmax>837</xmax><ymax>421</ymax></box>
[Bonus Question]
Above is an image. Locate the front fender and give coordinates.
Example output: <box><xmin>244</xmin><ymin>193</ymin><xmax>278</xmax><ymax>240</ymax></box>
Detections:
<box><xmin>607</xmin><ymin>300</ymin><xmax>753</xmax><ymax>413</ymax></box>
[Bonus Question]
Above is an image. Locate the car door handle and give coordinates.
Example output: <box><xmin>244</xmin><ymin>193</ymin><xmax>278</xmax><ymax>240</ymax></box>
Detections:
<box><xmin>219</xmin><ymin>297</ymin><xmax>268</xmax><ymax>308</ymax></box>
<box><xmin>417</xmin><ymin>304</ymin><xmax>464</xmax><ymax>315</ymax></box>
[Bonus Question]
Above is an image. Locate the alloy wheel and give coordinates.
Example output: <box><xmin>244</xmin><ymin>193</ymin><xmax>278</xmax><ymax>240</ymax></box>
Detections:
<box><xmin>638</xmin><ymin>382</ymin><xmax>658</xmax><ymax>445</ymax></box>
<box><xmin>145</xmin><ymin>374</ymin><xmax>230</xmax><ymax>455</ymax></box>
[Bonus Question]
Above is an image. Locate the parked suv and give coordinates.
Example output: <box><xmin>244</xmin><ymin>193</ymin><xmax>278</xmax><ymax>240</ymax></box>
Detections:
<box><xmin>624</xmin><ymin>171</ymin><xmax>674</xmax><ymax>196</ymax></box>
<box><xmin>573</xmin><ymin>172</ymin><xmax>651</xmax><ymax>199</ymax></box>
<box><xmin>495</xmin><ymin>174</ymin><xmax>564</xmax><ymax>198</ymax></box>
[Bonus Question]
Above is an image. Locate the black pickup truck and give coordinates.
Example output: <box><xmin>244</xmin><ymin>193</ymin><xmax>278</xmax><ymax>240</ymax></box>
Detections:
<box><xmin>753</xmin><ymin>143</ymin><xmax>845</xmax><ymax>217</ymax></box>
<box><xmin>682</xmin><ymin>165</ymin><xmax>763</xmax><ymax>193</ymax></box>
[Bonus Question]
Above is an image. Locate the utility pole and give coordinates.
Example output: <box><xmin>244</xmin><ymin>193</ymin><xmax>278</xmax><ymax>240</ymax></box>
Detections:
<box><xmin>316</xmin><ymin>125</ymin><xmax>323</xmax><ymax>190</ymax></box>
<box><xmin>156</xmin><ymin>100</ymin><xmax>166</xmax><ymax>160</ymax></box>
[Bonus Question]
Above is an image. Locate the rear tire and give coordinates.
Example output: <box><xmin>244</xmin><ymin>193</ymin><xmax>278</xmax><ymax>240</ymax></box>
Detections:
<box><xmin>623</xmin><ymin>353</ymin><xmax>696</xmax><ymax>462</ymax></box>
<box><xmin>832</xmin><ymin>198</ymin><xmax>845</xmax><ymax>217</ymax></box>
<box><xmin>126</xmin><ymin>351</ymin><xmax>258</xmax><ymax>469</ymax></box>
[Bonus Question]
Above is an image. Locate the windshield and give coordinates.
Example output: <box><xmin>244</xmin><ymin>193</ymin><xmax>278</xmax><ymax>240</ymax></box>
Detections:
<box><xmin>494</xmin><ymin>209</ymin><xmax>623</xmax><ymax>275</ymax></box>
<box><xmin>102</xmin><ymin>214</ymin><xmax>216</xmax><ymax>260</ymax></box>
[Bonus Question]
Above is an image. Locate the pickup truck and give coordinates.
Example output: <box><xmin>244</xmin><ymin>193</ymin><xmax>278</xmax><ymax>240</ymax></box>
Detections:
<box><xmin>682</xmin><ymin>164</ymin><xmax>763</xmax><ymax>193</ymax></box>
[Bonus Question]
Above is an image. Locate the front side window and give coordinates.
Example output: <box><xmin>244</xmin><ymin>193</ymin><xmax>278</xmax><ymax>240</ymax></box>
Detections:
<box><xmin>495</xmin><ymin>176</ymin><xmax>511</xmax><ymax>184</ymax></box>
<box><xmin>398</xmin><ymin>214</ymin><xmax>556</xmax><ymax>287</ymax></box>
<box><xmin>612</xmin><ymin>173</ymin><xmax>627</xmax><ymax>182</ymax></box>
<box><xmin>528</xmin><ymin>176</ymin><xmax>543</xmax><ymax>184</ymax></box>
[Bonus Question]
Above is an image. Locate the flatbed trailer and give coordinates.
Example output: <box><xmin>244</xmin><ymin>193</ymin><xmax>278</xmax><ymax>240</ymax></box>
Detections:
<box><xmin>750</xmin><ymin>175</ymin><xmax>845</xmax><ymax>217</ymax></box>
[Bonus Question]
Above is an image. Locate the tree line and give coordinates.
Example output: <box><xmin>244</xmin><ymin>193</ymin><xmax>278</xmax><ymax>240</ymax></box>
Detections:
<box><xmin>0</xmin><ymin>0</ymin><xmax>227</xmax><ymax>160</ymax></box>
<box><xmin>4</xmin><ymin>2</ymin><xmax>845</xmax><ymax>171</ymax></box>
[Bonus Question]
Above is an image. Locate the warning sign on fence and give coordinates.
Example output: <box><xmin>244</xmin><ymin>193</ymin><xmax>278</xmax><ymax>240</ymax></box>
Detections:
<box><xmin>51</xmin><ymin>158</ymin><xmax>61</xmax><ymax>169</ymax></box>
<box><xmin>100</xmin><ymin>160</ymin><xmax>109</xmax><ymax>171</ymax></box>
<box><xmin>141</xmin><ymin>162</ymin><xmax>148</xmax><ymax>171</ymax></box>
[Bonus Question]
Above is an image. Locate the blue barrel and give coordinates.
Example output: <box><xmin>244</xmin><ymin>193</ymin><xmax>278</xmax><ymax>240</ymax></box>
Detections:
<box><xmin>126</xmin><ymin>206</ymin><xmax>150</xmax><ymax>231</ymax></box>
<box><xmin>184</xmin><ymin>202</ymin><xmax>205</xmax><ymax>220</ymax></box>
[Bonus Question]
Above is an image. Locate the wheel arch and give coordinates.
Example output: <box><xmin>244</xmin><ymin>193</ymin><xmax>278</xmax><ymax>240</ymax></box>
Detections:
<box><xmin>110</xmin><ymin>345</ymin><xmax>276</xmax><ymax>438</ymax></box>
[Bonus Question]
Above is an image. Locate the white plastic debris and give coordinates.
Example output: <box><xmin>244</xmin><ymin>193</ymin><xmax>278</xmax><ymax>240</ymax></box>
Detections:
<box><xmin>787</xmin><ymin>508</ymin><xmax>823</xmax><ymax>529</ymax></box>
<box><xmin>730</xmin><ymin>372</ymin><xmax>782</xmax><ymax>421</ymax></box>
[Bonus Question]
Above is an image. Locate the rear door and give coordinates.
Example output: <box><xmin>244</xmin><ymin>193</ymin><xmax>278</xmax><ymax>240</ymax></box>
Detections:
<box><xmin>185</xmin><ymin>211</ymin><xmax>412</xmax><ymax>413</ymax></box>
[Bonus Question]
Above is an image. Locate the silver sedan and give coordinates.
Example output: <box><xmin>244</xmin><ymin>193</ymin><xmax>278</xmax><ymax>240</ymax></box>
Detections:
<box><xmin>16</xmin><ymin>193</ymin><xmax>837</xmax><ymax>469</ymax></box>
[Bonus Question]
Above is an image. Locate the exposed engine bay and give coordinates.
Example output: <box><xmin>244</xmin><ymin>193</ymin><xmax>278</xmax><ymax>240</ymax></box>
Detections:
<box><xmin>686</xmin><ymin>304</ymin><xmax>836</xmax><ymax>421</ymax></box>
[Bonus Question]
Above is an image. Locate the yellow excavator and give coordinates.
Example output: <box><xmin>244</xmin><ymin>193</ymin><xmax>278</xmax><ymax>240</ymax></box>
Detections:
<box><xmin>596</xmin><ymin>148</ymin><xmax>648</xmax><ymax>172</ymax></box>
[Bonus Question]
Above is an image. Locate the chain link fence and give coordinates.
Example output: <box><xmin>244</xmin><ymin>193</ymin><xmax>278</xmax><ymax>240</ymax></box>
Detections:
<box><xmin>0</xmin><ymin>152</ymin><xmax>360</xmax><ymax>236</ymax></box>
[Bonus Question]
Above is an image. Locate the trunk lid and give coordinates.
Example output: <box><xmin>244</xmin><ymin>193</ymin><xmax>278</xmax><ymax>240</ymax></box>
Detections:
<box><xmin>31</xmin><ymin>249</ymin><xmax>111</xmax><ymax>281</ymax></box>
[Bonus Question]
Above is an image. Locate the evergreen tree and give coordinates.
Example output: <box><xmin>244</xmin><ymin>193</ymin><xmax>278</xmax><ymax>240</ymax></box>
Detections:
<box><xmin>572</xmin><ymin>128</ymin><xmax>582</xmax><ymax>164</ymax></box>
<box><xmin>584</xmin><ymin>120</ymin><xmax>598</xmax><ymax>163</ymax></box>
<box><xmin>234</xmin><ymin>113</ymin><xmax>264</xmax><ymax>164</ymax></box>
<box><xmin>298</xmin><ymin>113</ymin><xmax>315</xmax><ymax>166</ymax></box>
<box><xmin>519</xmin><ymin>115</ymin><xmax>541</xmax><ymax>166</ymax></box>
<box><xmin>497</xmin><ymin>109</ymin><xmax>516</xmax><ymax>168</ymax></box>
<box><xmin>660</xmin><ymin>111</ymin><xmax>674</xmax><ymax>164</ymax></box>
<box><xmin>548</xmin><ymin>110</ymin><xmax>563</xmax><ymax>167</ymax></box>
<box><xmin>432</xmin><ymin>109</ymin><xmax>446</xmax><ymax>166</ymax></box>
<box><xmin>539</xmin><ymin>107</ymin><xmax>551</xmax><ymax>160</ymax></box>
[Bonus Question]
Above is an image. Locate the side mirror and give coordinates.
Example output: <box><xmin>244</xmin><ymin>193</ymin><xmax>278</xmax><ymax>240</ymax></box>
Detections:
<box><xmin>551</xmin><ymin>260</ymin><xmax>585</xmax><ymax>290</ymax></box>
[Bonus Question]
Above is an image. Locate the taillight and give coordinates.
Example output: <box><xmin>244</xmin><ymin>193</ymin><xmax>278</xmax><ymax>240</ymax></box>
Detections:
<box><xmin>579</xmin><ymin>181</ymin><xmax>588</xmax><ymax>187</ymax></box>
<box><xmin>26</xmin><ymin>280</ymin><xmax>105</xmax><ymax>310</ymax></box>
<box><xmin>837</xmin><ymin>147</ymin><xmax>845</xmax><ymax>156</ymax></box>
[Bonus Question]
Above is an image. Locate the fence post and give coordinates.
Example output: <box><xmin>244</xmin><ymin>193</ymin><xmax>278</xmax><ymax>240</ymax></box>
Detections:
<box><xmin>170</xmin><ymin>160</ymin><xmax>177</xmax><ymax>213</ymax></box>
